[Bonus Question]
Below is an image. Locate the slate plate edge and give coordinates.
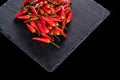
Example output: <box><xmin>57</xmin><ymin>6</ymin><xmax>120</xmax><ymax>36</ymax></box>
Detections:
<box><xmin>0</xmin><ymin>0</ymin><xmax>110</xmax><ymax>72</ymax></box>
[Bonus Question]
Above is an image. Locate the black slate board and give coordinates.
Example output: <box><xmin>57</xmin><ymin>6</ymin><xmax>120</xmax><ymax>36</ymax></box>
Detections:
<box><xmin>0</xmin><ymin>0</ymin><xmax>110</xmax><ymax>72</ymax></box>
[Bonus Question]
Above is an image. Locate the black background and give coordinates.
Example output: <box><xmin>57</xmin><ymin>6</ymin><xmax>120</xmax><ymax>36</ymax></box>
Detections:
<box><xmin>0</xmin><ymin>0</ymin><xmax>119</xmax><ymax>79</ymax></box>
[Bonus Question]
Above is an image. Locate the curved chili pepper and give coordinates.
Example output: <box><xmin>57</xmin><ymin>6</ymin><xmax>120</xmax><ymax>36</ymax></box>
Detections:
<box><xmin>48</xmin><ymin>25</ymin><xmax>53</xmax><ymax>30</ymax></box>
<box><xmin>39</xmin><ymin>9</ymin><xmax>45</xmax><ymax>14</ymax></box>
<box><xmin>62</xmin><ymin>17</ymin><xmax>67</xmax><ymax>30</ymax></box>
<box><xmin>56</xmin><ymin>27</ymin><xmax>67</xmax><ymax>38</ymax></box>
<box><xmin>65</xmin><ymin>8</ymin><xmax>71</xmax><ymax>14</ymax></box>
<box><xmin>50</xmin><ymin>7</ymin><xmax>55</xmax><ymax>14</ymax></box>
<box><xmin>30</xmin><ymin>21</ymin><xmax>37</xmax><ymax>29</ymax></box>
<box><xmin>16</xmin><ymin>15</ymin><xmax>30</xmax><ymax>20</ymax></box>
<box><xmin>60</xmin><ymin>7</ymin><xmax>65</xmax><ymax>19</ymax></box>
<box><xmin>42</xmin><ymin>33</ymin><xmax>54</xmax><ymax>41</ymax></box>
<box><xmin>29</xmin><ymin>6</ymin><xmax>38</xmax><ymax>14</ymax></box>
<box><xmin>64</xmin><ymin>2</ymin><xmax>70</xmax><ymax>9</ymax></box>
<box><xmin>42</xmin><ymin>7</ymin><xmax>51</xmax><ymax>14</ymax></box>
<box><xmin>55</xmin><ymin>6</ymin><xmax>62</xmax><ymax>13</ymax></box>
<box><xmin>32</xmin><ymin>37</ymin><xmax>59</xmax><ymax>48</ymax></box>
<box><xmin>47</xmin><ymin>17</ymin><xmax>61</xmax><ymax>22</ymax></box>
<box><xmin>39</xmin><ymin>1</ymin><xmax>44</xmax><ymax>7</ymax></box>
<box><xmin>23</xmin><ymin>0</ymin><xmax>30</xmax><ymax>6</ymax></box>
<box><xmin>30</xmin><ymin>17</ymin><xmax>39</xmax><ymax>21</ymax></box>
<box><xmin>42</xmin><ymin>17</ymin><xmax>55</xmax><ymax>26</ymax></box>
<box><xmin>44</xmin><ymin>0</ymin><xmax>48</xmax><ymax>5</ymax></box>
<box><xmin>36</xmin><ymin>21</ymin><xmax>45</xmax><ymax>34</ymax></box>
<box><xmin>44</xmin><ymin>4</ymin><xmax>51</xmax><ymax>9</ymax></box>
<box><xmin>26</xmin><ymin>23</ymin><xmax>36</xmax><ymax>33</ymax></box>
<box><xmin>30</xmin><ymin>21</ymin><xmax>41</xmax><ymax>34</ymax></box>
<box><xmin>53</xmin><ymin>28</ymin><xmax>60</xmax><ymax>36</ymax></box>
<box><xmin>33</xmin><ymin>0</ymin><xmax>41</xmax><ymax>4</ymax></box>
<box><xmin>32</xmin><ymin>37</ymin><xmax>50</xmax><ymax>43</ymax></box>
<box><xmin>15</xmin><ymin>9</ymin><xmax>27</xmax><ymax>17</ymax></box>
<box><xmin>66</xmin><ymin>10</ymin><xmax>72</xmax><ymax>23</ymax></box>
<box><xmin>40</xmin><ymin>20</ymin><xmax>50</xmax><ymax>33</ymax></box>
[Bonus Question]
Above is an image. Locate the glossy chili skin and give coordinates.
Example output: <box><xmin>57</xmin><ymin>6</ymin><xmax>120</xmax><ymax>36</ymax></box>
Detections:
<box><xmin>15</xmin><ymin>0</ymin><xmax>72</xmax><ymax>48</ymax></box>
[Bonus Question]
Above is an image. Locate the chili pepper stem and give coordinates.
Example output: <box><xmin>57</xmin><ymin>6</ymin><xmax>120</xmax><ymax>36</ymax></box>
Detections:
<box><xmin>53</xmin><ymin>35</ymin><xmax>60</xmax><ymax>42</ymax></box>
<box><xmin>64</xmin><ymin>26</ymin><xmax>67</xmax><ymax>30</ymax></box>
<box><xmin>35</xmin><ymin>32</ymin><xmax>41</xmax><ymax>36</ymax></box>
<box><xmin>50</xmin><ymin>42</ymin><xmax>60</xmax><ymax>48</ymax></box>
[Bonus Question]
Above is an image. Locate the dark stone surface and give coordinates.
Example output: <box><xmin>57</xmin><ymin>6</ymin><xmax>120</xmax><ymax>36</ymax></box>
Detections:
<box><xmin>0</xmin><ymin>0</ymin><xmax>109</xmax><ymax>72</ymax></box>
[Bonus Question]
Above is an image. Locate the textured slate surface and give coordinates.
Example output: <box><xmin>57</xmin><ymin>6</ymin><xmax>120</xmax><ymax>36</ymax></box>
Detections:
<box><xmin>0</xmin><ymin>0</ymin><xmax>110</xmax><ymax>72</ymax></box>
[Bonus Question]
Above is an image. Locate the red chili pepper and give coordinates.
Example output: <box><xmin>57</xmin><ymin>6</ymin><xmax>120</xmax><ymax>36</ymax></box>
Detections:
<box><xmin>23</xmin><ymin>0</ymin><xmax>30</xmax><ymax>6</ymax></box>
<box><xmin>44</xmin><ymin>0</ymin><xmax>48</xmax><ymax>5</ymax></box>
<box><xmin>48</xmin><ymin>25</ymin><xmax>53</xmax><ymax>30</ymax></box>
<box><xmin>53</xmin><ymin>28</ymin><xmax>60</xmax><ymax>36</ymax></box>
<box><xmin>60</xmin><ymin>7</ymin><xmax>65</xmax><ymax>19</ymax></box>
<box><xmin>15</xmin><ymin>9</ymin><xmax>27</xmax><ymax>17</ymax></box>
<box><xmin>29</xmin><ymin>6</ymin><xmax>38</xmax><ymax>14</ymax></box>
<box><xmin>64</xmin><ymin>2</ymin><xmax>70</xmax><ymax>9</ymax></box>
<box><xmin>30</xmin><ymin>17</ymin><xmax>39</xmax><ymax>21</ymax></box>
<box><xmin>40</xmin><ymin>20</ymin><xmax>50</xmax><ymax>33</ymax></box>
<box><xmin>55</xmin><ymin>6</ymin><xmax>62</xmax><ymax>13</ymax></box>
<box><xmin>24</xmin><ymin>17</ymin><xmax>38</xmax><ymax>23</ymax></box>
<box><xmin>32</xmin><ymin>37</ymin><xmax>50</xmax><ymax>43</ymax></box>
<box><xmin>33</xmin><ymin>0</ymin><xmax>41</xmax><ymax>4</ymax></box>
<box><xmin>16</xmin><ymin>15</ymin><xmax>30</xmax><ymax>20</ymax></box>
<box><xmin>47</xmin><ymin>17</ymin><xmax>61</xmax><ymax>22</ymax></box>
<box><xmin>49</xmin><ymin>30</ymin><xmax>54</xmax><ymax>35</ymax></box>
<box><xmin>42</xmin><ymin>17</ymin><xmax>55</xmax><ymax>26</ymax></box>
<box><xmin>56</xmin><ymin>27</ymin><xmax>67</xmax><ymax>38</ymax></box>
<box><xmin>32</xmin><ymin>37</ymin><xmax>59</xmax><ymax>48</ymax></box>
<box><xmin>44</xmin><ymin>4</ymin><xmax>51</xmax><ymax>9</ymax></box>
<box><xmin>42</xmin><ymin>33</ymin><xmax>54</xmax><ymax>41</ymax></box>
<box><xmin>55</xmin><ymin>22</ymin><xmax>59</xmax><ymax>27</ymax></box>
<box><xmin>39</xmin><ymin>9</ymin><xmax>45</xmax><ymax>14</ymax></box>
<box><xmin>65</xmin><ymin>8</ymin><xmax>71</xmax><ymax>14</ymax></box>
<box><xmin>36</xmin><ymin>21</ymin><xmax>45</xmax><ymax>34</ymax></box>
<box><xmin>30</xmin><ymin>21</ymin><xmax>41</xmax><ymax>34</ymax></box>
<box><xmin>28</xmin><ymin>13</ymin><xmax>37</xmax><ymax>17</ymax></box>
<box><xmin>59</xmin><ymin>0</ymin><xmax>71</xmax><ymax>4</ymax></box>
<box><xmin>62</xmin><ymin>17</ymin><xmax>67</xmax><ymax>30</ymax></box>
<box><xmin>30</xmin><ymin>21</ymin><xmax>37</xmax><ymax>29</ymax></box>
<box><xmin>39</xmin><ymin>1</ymin><xmax>44</xmax><ymax>7</ymax></box>
<box><xmin>66</xmin><ymin>10</ymin><xmax>72</xmax><ymax>23</ymax></box>
<box><xmin>42</xmin><ymin>7</ymin><xmax>51</xmax><ymax>14</ymax></box>
<box><xmin>49</xmin><ymin>14</ymin><xmax>57</xmax><ymax>18</ymax></box>
<box><xmin>26</xmin><ymin>23</ymin><xmax>36</xmax><ymax>33</ymax></box>
<box><xmin>50</xmin><ymin>7</ymin><xmax>55</xmax><ymax>14</ymax></box>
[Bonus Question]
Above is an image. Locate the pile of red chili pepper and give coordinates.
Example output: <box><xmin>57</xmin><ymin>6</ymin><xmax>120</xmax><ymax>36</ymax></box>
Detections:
<box><xmin>15</xmin><ymin>0</ymin><xmax>72</xmax><ymax>48</ymax></box>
